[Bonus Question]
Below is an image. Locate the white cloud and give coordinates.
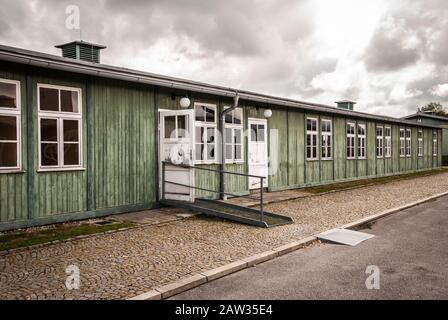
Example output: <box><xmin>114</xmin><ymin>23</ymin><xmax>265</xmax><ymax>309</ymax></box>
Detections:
<box><xmin>431</xmin><ymin>83</ymin><xmax>448</xmax><ymax>97</ymax></box>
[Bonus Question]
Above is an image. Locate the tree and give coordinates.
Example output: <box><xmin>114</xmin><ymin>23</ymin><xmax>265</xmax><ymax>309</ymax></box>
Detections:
<box><xmin>418</xmin><ymin>102</ymin><xmax>448</xmax><ymax>116</ymax></box>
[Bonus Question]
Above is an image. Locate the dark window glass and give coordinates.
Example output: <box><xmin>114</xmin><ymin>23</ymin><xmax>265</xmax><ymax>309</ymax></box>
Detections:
<box><xmin>63</xmin><ymin>120</ymin><xmax>79</xmax><ymax>142</ymax></box>
<box><xmin>196</xmin><ymin>126</ymin><xmax>203</xmax><ymax>143</ymax></box>
<box><xmin>63</xmin><ymin>143</ymin><xmax>79</xmax><ymax>165</ymax></box>
<box><xmin>39</xmin><ymin>87</ymin><xmax>59</xmax><ymax>111</ymax></box>
<box><xmin>205</xmin><ymin>107</ymin><xmax>215</xmax><ymax>122</ymax></box>
<box><xmin>177</xmin><ymin>115</ymin><xmax>186</xmax><ymax>138</ymax></box>
<box><xmin>195</xmin><ymin>105</ymin><xmax>205</xmax><ymax>122</ymax></box>
<box><xmin>0</xmin><ymin>82</ymin><xmax>17</xmax><ymax>109</ymax></box>
<box><xmin>164</xmin><ymin>116</ymin><xmax>175</xmax><ymax>139</ymax></box>
<box><xmin>0</xmin><ymin>142</ymin><xmax>17</xmax><ymax>167</ymax></box>
<box><xmin>195</xmin><ymin>144</ymin><xmax>203</xmax><ymax>160</ymax></box>
<box><xmin>234</xmin><ymin>109</ymin><xmax>242</xmax><ymax>125</ymax></box>
<box><xmin>41</xmin><ymin>143</ymin><xmax>58</xmax><ymax>166</ymax></box>
<box><xmin>0</xmin><ymin>116</ymin><xmax>17</xmax><ymax>140</ymax></box>
<box><xmin>307</xmin><ymin>119</ymin><xmax>312</xmax><ymax>131</ymax></box>
<box><xmin>207</xmin><ymin>144</ymin><xmax>215</xmax><ymax>160</ymax></box>
<box><xmin>250</xmin><ymin>124</ymin><xmax>257</xmax><ymax>141</ymax></box>
<box><xmin>257</xmin><ymin>125</ymin><xmax>265</xmax><ymax>142</ymax></box>
<box><xmin>61</xmin><ymin>90</ymin><xmax>78</xmax><ymax>113</ymax></box>
<box><xmin>225</xmin><ymin>112</ymin><xmax>233</xmax><ymax>124</ymax></box>
<box><xmin>40</xmin><ymin>119</ymin><xmax>58</xmax><ymax>141</ymax></box>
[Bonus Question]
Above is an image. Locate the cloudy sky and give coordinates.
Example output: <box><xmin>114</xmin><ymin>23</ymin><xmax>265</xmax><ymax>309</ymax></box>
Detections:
<box><xmin>0</xmin><ymin>0</ymin><xmax>447</xmax><ymax>117</ymax></box>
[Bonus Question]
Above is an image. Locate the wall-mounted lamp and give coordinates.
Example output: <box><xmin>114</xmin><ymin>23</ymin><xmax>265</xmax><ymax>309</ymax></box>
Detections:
<box><xmin>264</xmin><ymin>109</ymin><xmax>273</xmax><ymax>118</ymax></box>
<box><xmin>171</xmin><ymin>93</ymin><xmax>191</xmax><ymax>109</ymax></box>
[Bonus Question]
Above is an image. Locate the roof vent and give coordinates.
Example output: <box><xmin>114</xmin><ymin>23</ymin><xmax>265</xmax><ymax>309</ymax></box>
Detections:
<box><xmin>55</xmin><ymin>40</ymin><xmax>106</xmax><ymax>63</ymax></box>
<box><xmin>335</xmin><ymin>100</ymin><xmax>356</xmax><ymax>111</ymax></box>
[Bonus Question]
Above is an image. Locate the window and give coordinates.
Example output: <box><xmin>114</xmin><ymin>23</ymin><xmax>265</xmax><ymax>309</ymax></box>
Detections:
<box><xmin>195</xmin><ymin>103</ymin><xmax>217</xmax><ymax>163</ymax></box>
<box><xmin>38</xmin><ymin>84</ymin><xmax>82</xmax><ymax>170</ymax></box>
<box><xmin>321</xmin><ymin>119</ymin><xmax>332</xmax><ymax>160</ymax></box>
<box><xmin>405</xmin><ymin>128</ymin><xmax>411</xmax><ymax>157</ymax></box>
<box><xmin>346</xmin><ymin>122</ymin><xmax>355</xmax><ymax>159</ymax></box>
<box><xmin>225</xmin><ymin>107</ymin><xmax>243</xmax><ymax>163</ymax></box>
<box><xmin>0</xmin><ymin>79</ymin><xmax>21</xmax><ymax>171</ymax></box>
<box><xmin>357</xmin><ymin>124</ymin><xmax>366</xmax><ymax>159</ymax></box>
<box><xmin>433</xmin><ymin>130</ymin><xmax>438</xmax><ymax>156</ymax></box>
<box><xmin>376</xmin><ymin>126</ymin><xmax>384</xmax><ymax>158</ymax></box>
<box><xmin>385</xmin><ymin>126</ymin><xmax>392</xmax><ymax>158</ymax></box>
<box><xmin>399</xmin><ymin>128</ymin><xmax>405</xmax><ymax>157</ymax></box>
<box><xmin>418</xmin><ymin>129</ymin><xmax>423</xmax><ymax>157</ymax></box>
<box><xmin>306</xmin><ymin>118</ymin><xmax>318</xmax><ymax>160</ymax></box>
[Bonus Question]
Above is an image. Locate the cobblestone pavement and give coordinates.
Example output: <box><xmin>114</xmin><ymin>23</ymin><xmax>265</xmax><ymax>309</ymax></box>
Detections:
<box><xmin>1</xmin><ymin>172</ymin><xmax>447</xmax><ymax>299</ymax></box>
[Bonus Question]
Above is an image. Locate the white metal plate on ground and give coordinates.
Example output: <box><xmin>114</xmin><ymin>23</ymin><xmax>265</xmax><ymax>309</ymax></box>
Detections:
<box><xmin>317</xmin><ymin>228</ymin><xmax>374</xmax><ymax>246</ymax></box>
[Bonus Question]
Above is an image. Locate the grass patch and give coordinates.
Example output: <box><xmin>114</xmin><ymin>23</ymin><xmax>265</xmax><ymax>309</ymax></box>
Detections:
<box><xmin>303</xmin><ymin>168</ymin><xmax>448</xmax><ymax>194</ymax></box>
<box><xmin>0</xmin><ymin>221</ymin><xmax>136</xmax><ymax>252</ymax></box>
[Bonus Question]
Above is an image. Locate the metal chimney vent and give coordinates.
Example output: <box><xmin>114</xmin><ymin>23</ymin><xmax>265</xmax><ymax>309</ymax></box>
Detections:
<box><xmin>55</xmin><ymin>41</ymin><xmax>106</xmax><ymax>63</ymax></box>
<box><xmin>335</xmin><ymin>100</ymin><xmax>356</xmax><ymax>111</ymax></box>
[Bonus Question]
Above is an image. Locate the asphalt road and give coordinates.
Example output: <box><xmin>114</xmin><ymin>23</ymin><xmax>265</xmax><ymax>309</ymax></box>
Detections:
<box><xmin>172</xmin><ymin>195</ymin><xmax>448</xmax><ymax>299</ymax></box>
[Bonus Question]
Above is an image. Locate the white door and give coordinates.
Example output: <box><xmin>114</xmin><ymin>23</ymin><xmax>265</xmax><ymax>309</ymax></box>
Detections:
<box><xmin>159</xmin><ymin>109</ymin><xmax>195</xmax><ymax>202</ymax></box>
<box><xmin>248</xmin><ymin>118</ymin><xmax>268</xmax><ymax>189</ymax></box>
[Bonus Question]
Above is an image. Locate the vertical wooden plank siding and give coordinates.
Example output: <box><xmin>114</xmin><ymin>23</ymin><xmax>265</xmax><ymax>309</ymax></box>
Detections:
<box><xmin>0</xmin><ymin>65</ymin><xmax>28</xmax><ymax>222</ymax></box>
<box><xmin>92</xmin><ymin>78</ymin><xmax>156</xmax><ymax>209</ymax></box>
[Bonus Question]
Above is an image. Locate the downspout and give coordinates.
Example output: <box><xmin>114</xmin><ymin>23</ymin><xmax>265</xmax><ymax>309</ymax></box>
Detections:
<box><xmin>220</xmin><ymin>92</ymin><xmax>239</xmax><ymax>200</ymax></box>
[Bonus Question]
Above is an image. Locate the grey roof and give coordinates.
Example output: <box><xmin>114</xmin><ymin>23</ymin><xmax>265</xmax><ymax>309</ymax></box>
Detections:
<box><xmin>55</xmin><ymin>40</ymin><xmax>107</xmax><ymax>49</ymax></box>
<box><xmin>0</xmin><ymin>43</ymin><xmax>440</xmax><ymax>129</ymax></box>
<box><xmin>402</xmin><ymin>112</ymin><xmax>448</xmax><ymax>122</ymax></box>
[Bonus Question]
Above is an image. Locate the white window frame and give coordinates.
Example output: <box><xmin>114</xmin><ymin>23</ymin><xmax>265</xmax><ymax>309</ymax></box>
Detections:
<box><xmin>0</xmin><ymin>78</ymin><xmax>21</xmax><ymax>172</ymax></box>
<box><xmin>37</xmin><ymin>84</ymin><xmax>83</xmax><ymax>171</ymax></box>
<box><xmin>194</xmin><ymin>102</ymin><xmax>218</xmax><ymax>164</ymax></box>
<box><xmin>385</xmin><ymin>126</ymin><xmax>392</xmax><ymax>158</ymax></box>
<box><xmin>224</xmin><ymin>106</ymin><xmax>244</xmax><ymax>164</ymax></box>
<box><xmin>405</xmin><ymin>128</ymin><xmax>412</xmax><ymax>157</ymax></box>
<box><xmin>417</xmin><ymin>129</ymin><xmax>423</xmax><ymax>157</ymax></box>
<box><xmin>346</xmin><ymin>122</ymin><xmax>356</xmax><ymax>159</ymax></box>
<box><xmin>433</xmin><ymin>130</ymin><xmax>438</xmax><ymax>156</ymax></box>
<box><xmin>321</xmin><ymin>119</ymin><xmax>332</xmax><ymax>160</ymax></box>
<box><xmin>376</xmin><ymin>126</ymin><xmax>384</xmax><ymax>158</ymax></box>
<box><xmin>306</xmin><ymin>117</ymin><xmax>318</xmax><ymax>161</ymax></box>
<box><xmin>399</xmin><ymin>128</ymin><xmax>406</xmax><ymax>157</ymax></box>
<box><xmin>357</xmin><ymin>123</ymin><xmax>366</xmax><ymax>159</ymax></box>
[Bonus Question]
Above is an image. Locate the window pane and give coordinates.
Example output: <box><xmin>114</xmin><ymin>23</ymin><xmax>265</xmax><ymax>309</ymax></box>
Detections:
<box><xmin>0</xmin><ymin>116</ymin><xmax>17</xmax><ymax>140</ymax></box>
<box><xmin>63</xmin><ymin>143</ymin><xmax>79</xmax><ymax>165</ymax></box>
<box><xmin>235</xmin><ymin>145</ymin><xmax>242</xmax><ymax>160</ymax></box>
<box><xmin>307</xmin><ymin>119</ymin><xmax>312</xmax><ymax>131</ymax></box>
<box><xmin>225</xmin><ymin>144</ymin><xmax>232</xmax><ymax>160</ymax></box>
<box><xmin>60</xmin><ymin>90</ymin><xmax>79</xmax><ymax>113</ymax></box>
<box><xmin>234</xmin><ymin>129</ymin><xmax>242</xmax><ymax>144</ymax></box>
<box><xmin>258</xmin><ymin>125</ymin><xmax>265</xmax><ymax>142</ymax></box>
<box><xmin>196</xmin><ymin>126</ymin><xmax>203</xmax><ymax>143</ymax></box>
<box><xmin>225</xmin><ymin>128</ymin><xmax>232</xmax><ymax>143</ymax></box>
<box><xmin>63</xmin><ymin>120</ymin><xmax>79</xmax><ymax>142</ymax></box>
<box><xmin>207</xmin><ymin>144</ymin><xmax>215</xmax><ymax>160</ymax></box>
<box><xmin>40</xmin><ymin>118</ymin><xmax>58</xmax><ymax>141</ymax></box>
<box><xmin>164</xmin><ymin>116</ymin><xmax>175</xmax><ymax>139</ymax></box>
<box><xmin>205</xmin><ymin>107</ymin><xmax>215</xmax><ymax>122</ymax></box>
<box><xmin>40</xmin><ymin>87</ymin><xmax>59</xmax><ymax>111</ymax></box>
<box><xmin>207</xmin><ymin>127</ymin><xmax>215</xmax><ymax>143</ymax></box>
<box><xmin>234</xmin><ymin>108</ymin><xmax>242</xmax><ymax>125</ymax></box>
<box><xmin>41</xmin><ymin>143</ymin><xmax>58</xmax><ymax>166</ymax></box>
<box><xmin>250</xmin><ymin>124</ymin><xmax>257</xmax><ymax>141</ymax></box>
<box><xmin>0</xmin><ymin>142</ymin><xmax>17</xmax><ymax>167</ymax></box>
<box><xmin>195</xmin><ymin>105</ymin><xmax>205</xmax><ymax>122</ymax></box>
<box><xmin>225</xmin><ymin>112</ymin><xmax>233</xmax><ymax>124</ymax></box>
<box><xmin>177</xmin><ymin>115</ymin><xmax>186</xmax><ymax>138</ymax></box>
<box><xmin>0</xmin><ymin>82</ymin><xmax>17</xmax><ymax>109</ymax></box>
<box><xmin>195</xmin><ymin>143</ymin><xmax>203</xmax><ymax>160</ymax></box>
<box><xmin>312</xmin><ymin>120</ymin><xmax>316</xmax><ymax>131</ymax></box>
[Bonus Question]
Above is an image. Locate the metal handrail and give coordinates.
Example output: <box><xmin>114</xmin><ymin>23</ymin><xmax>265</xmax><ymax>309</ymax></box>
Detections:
<box><xmin>161</xmin><ymin>161</ymin><xmax>265</xmax><ymax>222</ymax></box>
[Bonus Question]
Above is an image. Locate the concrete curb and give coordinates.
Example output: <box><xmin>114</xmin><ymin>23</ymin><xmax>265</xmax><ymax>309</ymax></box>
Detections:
<box><xmin>128</xmin><ymin>191</ymin><xmax>448</xmax><ymax>300</ymax></box>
